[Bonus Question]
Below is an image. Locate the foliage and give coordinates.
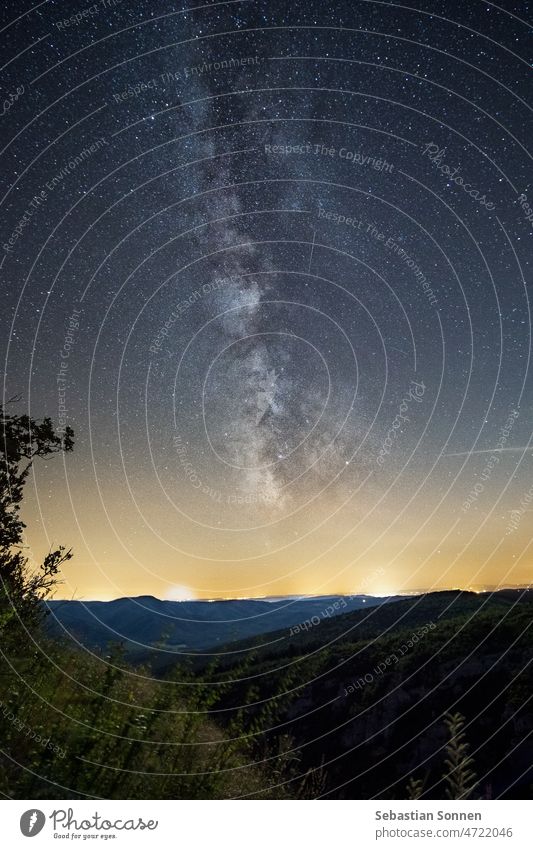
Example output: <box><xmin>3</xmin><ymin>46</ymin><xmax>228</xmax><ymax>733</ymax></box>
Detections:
<box><xmin>406</xmin><ymin>776</ymin><xmax>425</xmax><ymax>799</ymax></box>
<box><xmin>1</xmin><ymin>403</ymin><xmax>530</xmax><ymax>799</ymax></box>
<box><xmin>0</xmin><ymin>401</ymin><xmax>74</xmax><ymax>631</ymax></box>
<box><xmin>0</xmin><ymin>638</ymin><xmax>286</xmax><ymax>799</ymax></box>
<box><xmin>207</xmin><ymin>596</ymin><xmax>533</xmax><ymax>799</ymax></box>
<box><xmin>443</xmin><ymin>712</ymin><xmax>478</xmax><ymax>800</ymax></box>
<box><xmin>0</xmin><ymin>403</ymin><xmax>291</xmax><ymax>799</ymax></box>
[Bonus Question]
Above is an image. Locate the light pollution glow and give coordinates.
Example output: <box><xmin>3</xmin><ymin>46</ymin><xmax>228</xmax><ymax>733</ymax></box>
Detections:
<box><xmin>24</xmin><ymin>449</ymin><xmax>533</xmax><ymax>600</ymax></box>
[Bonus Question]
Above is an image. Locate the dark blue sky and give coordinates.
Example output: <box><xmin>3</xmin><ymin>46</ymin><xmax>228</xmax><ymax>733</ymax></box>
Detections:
<box><xmin>1</xmin><ymin>0</ymin><xmax>532</xmax><ymax>599</ymax></box>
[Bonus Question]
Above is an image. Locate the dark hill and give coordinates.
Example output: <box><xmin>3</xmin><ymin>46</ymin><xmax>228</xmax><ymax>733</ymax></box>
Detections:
<box><xmin>199</xmin><ymin>589</ymin><xmax>533</xmax><ymax>799</ymax></box>
<box><xmin>44</xmin><ymin>593</ymin><xmax>392</xmax><ymax>656</ymax></box>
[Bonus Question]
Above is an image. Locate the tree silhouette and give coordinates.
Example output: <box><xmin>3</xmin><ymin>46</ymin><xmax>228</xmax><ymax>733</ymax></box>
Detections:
<box><xmin>0</xmin><ymin>400</ymin><xmax>74</xmax><ymax>632</ymax></box>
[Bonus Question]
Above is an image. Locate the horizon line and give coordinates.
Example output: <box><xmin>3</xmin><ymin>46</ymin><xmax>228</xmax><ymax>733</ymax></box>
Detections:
<box><xmin>48</xmin><ymin>585</ymin><xmax>532</xmax><ymax>603</ymax></box>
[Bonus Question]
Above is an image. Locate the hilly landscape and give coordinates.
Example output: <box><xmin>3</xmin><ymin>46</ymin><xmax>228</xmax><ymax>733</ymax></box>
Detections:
<box><xmin>191</xmin><ymin>588</ymin><xmax>533</xmax><ymax>799</ymax></box>
<box><xmin>44</xmin><ymin>594</ymin><xmax>391</xmax><ymax>657</ymax></box>
<box><xmin>2</xmin><ymin>581</ymin><xmax>532</xmax><ymax>799</ymax></box>
<box><xmin>3</xmin><ymin>0</ymin><xmax>533</xmax><ymax>817</ymax></box>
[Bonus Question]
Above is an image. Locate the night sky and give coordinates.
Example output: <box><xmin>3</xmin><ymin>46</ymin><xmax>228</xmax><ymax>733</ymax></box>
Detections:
<box><xmin>1</xmin><ymin>0</ymin><xmax>532</xmax><ymax>600</ymax></box>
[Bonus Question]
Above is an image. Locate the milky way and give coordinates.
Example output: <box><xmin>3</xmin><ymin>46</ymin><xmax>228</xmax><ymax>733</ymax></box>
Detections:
<box><xmin>1</xmin><ymin>0</ymin><xmax>532</xmax><ymax>598</ymax></box>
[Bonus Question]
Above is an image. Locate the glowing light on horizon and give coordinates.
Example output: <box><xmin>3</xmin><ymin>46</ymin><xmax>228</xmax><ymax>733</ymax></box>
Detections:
<box><xmin>165</xmin><ymin>585</ymin><xmax>197</xmax><ymax>601</ymax></box>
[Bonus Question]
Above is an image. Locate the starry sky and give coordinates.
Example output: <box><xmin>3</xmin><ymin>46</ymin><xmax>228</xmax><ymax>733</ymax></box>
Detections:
<box><xmin>1</xmin><ymin>0</ymin><xmax>532</xmax><ymax>600</ymax></box>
